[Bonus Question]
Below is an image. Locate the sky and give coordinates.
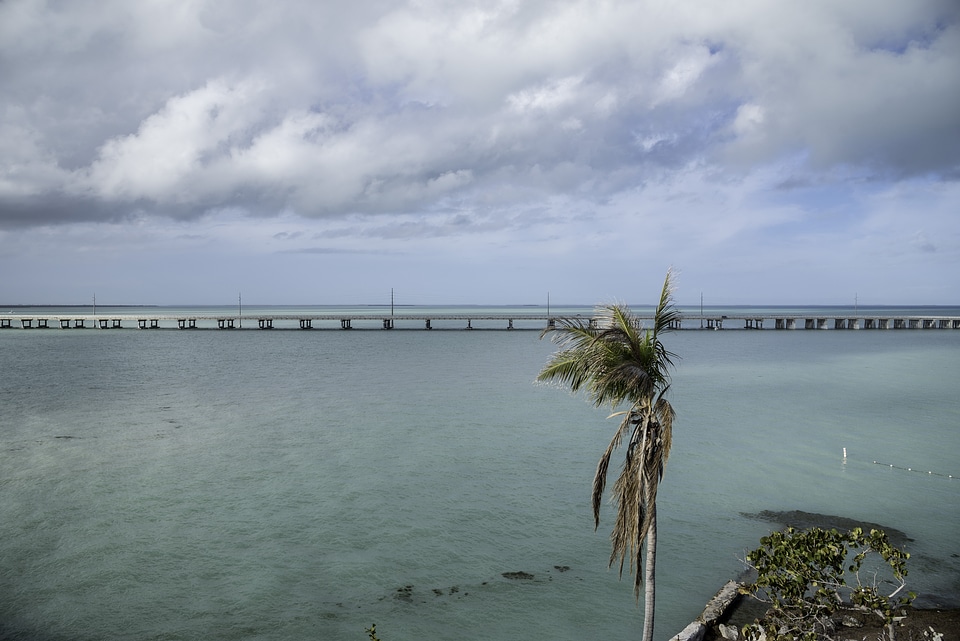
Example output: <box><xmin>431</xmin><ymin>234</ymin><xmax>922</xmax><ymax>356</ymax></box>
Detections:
<box><xmin>1</xmin><ymin>0</ymin><xmax>959</xmax><ymax>306</ymax></box>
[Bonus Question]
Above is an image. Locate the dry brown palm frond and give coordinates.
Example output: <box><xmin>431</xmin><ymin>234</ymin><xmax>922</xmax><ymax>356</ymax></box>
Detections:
<box><xmin>592</xmin><ymin>410</ymin><xmax>633</xmax><ymax>529</ymax></box>
<box><xmin>609</xmin><ymin>413</ymin><xmax>649</xmax><ymax>577</ymax></box>
<box><xmin>606</xmin><ymin>412</ymin><xmax>671</xmax><ymax>601</ymax></box>
<box><xmin>654</xmin><ymin>393</ymin><xmax>674</xmax><ymax>472</ymax></box>
<box><xmin>610</xmin><ymin>453</ymin><xmax>642</xmax><ymax>578</ymax></box>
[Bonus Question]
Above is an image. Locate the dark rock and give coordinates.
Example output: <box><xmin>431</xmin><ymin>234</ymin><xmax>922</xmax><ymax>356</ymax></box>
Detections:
<box><xmin>502</xmin><ymin>571</ymin><xmax>535</xmax><ymax>580</ymax></box>
<box><xmin>740</xmin><ymin>510</ymin><xmax>912</xmax><ymax>546</ymax></box>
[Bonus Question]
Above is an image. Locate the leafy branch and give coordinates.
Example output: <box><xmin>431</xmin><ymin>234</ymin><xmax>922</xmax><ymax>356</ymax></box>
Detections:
<box><xmin>740</xmin><ymin>527</ymin><xmax>915</xmax><ymax>641</ymax></box>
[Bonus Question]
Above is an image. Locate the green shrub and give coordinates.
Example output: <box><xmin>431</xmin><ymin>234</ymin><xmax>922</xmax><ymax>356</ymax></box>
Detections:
<box><xmin>740</xmin><ymin>526</ymin><xmax>915</xmax><ymax>641</ymax></box>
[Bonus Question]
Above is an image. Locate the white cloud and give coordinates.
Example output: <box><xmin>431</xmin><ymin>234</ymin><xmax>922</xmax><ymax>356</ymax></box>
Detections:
<box><xmin>84</xmin><ymin>79</ymin><xmax>265</xmax><ymax>202</ymax></box>
<box><xmin>507</xmin><ymin>76</ymin><xmax>583</xmax><ymax>113</ymax></box>
<box><xmin>732</xmin><ymin>104</ymin><xmax>765</xmax><ymax>136</ymax></box>
<box><xmin>651</xmin><ymin>45</ymin><xmax>718</xmax><ymax>106</ymax></box>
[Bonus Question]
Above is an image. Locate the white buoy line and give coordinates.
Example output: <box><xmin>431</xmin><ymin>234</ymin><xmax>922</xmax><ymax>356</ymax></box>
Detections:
<box><xmin>843</xmin><ymin>447</ymin><xmax>955</xmax><ymax>479</ymax></box>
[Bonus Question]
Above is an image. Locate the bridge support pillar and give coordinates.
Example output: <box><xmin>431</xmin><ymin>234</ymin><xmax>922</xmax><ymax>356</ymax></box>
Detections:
<box><xmin>258</xmin><ymin>318</ymin><xmax>273</xmax><ymax>329</ymax></box>
<box><xmin>817</xmin><ymin>318</ymin><xmax>828</xmax><ymax>329</ymax></box>
<box><xmin>340</xmin><ymin>319</ymin><xmax>352</xmax><ymax>329</ymax></box>
<box><xmin>20</xmin><ymin>319</ymin><xmax>33</xmax><ymax>328</ymax></box>
<box><xmin>75</xmin><ymin>319</ymin><xmax>86</xmax><ymax>328</ymax></box>
<box><xmin>139</xmin><ymin>319</ymin><xmax>148</xmax><ymax>329</ymax></box>
<box><xmin>465</xmin><ymin>319</ymin><xmax>473</xmax><ymax>330</ymax></box>
<box><xmin>507</xmin><ymin>319</ymin><xmax>514</xmax><ymax>330</ymax></box>
<box><xmin>60</xmin><ymin>319</ymin><xmax>71</xmax><ymax>329</ymax></box>
<box><xmin>382</xmin><ymin>319</ymin><xmax>393</xmax><ymax>329</ymax></box>
<box><xmin>864</xmin><ymin>319</ymin><xmax>876</xmax><ymax>329</ymax></box>
<box><xmin>299</xmin><ymin>319</ymin><xmax>312</xmax><ymax>329</ymax></box>
<box><xmin>847</xmin><ymin>318</ymin><xmax>859</xmax><ymax>329</ymax></box>
<box><xmin>425</xmin><ymin>319</ymin><xmax>432</xmax><ymax>330</ymax></box>
<box><xmin>1</xmin><ymin>318</ymin><xmax>11</xmax><ymax>329</ymax></box>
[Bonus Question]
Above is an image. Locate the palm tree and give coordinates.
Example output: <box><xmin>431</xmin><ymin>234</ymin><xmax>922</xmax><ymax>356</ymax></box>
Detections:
<box><xmin>537</xmin><ymin>270</ymin><xmax>678</xmax><ymax>641</ymax></box>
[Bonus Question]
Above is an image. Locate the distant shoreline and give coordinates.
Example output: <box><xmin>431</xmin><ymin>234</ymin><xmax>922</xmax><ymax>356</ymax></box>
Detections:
<box><xmin>0</xmin><ymin>304</ymin><xmax>160</xmax><ymax>309</ymax></box>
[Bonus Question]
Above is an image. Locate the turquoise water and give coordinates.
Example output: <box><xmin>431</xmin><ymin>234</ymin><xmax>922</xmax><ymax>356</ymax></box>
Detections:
<box><xmin>1</xmin><ymin>309</ymin><xmax>958</xmax><ymax>640</ymax></box>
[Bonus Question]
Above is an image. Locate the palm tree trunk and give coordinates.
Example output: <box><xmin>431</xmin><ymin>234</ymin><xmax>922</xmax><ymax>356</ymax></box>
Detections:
<box><xmin>642</xmin><ymin>507</ymin><xmax>657</xmax><ymax>641</ymax></box>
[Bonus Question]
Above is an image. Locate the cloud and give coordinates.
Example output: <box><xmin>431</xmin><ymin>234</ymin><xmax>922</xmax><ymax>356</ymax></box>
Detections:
<box><xmin>0</xmin><ymin>0</ymin><xmax>958</xmax><ymax>304</ymax></box>
<box><xmin>2</xmin><ymin>0</ymin><xmax>957</xmax><ymax>232</ymax></box>
<box><xmin>84</xmin><ymin>79</ymin><xmax>267</xmax><ymax>203</ymax></box>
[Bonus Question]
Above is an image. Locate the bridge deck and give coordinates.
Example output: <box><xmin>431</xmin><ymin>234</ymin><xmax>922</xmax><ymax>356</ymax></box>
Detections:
<box><xmin>2</xmin><ymin>313</ymin><xmax>959</xmax><ymax>330</ymax></box>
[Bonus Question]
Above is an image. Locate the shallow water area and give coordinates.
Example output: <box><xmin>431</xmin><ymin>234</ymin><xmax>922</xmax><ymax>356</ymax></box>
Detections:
<box><xmin>1</xmin><ymin>306</ymin><xmax>958</xmax><ymax>640</ymax></box>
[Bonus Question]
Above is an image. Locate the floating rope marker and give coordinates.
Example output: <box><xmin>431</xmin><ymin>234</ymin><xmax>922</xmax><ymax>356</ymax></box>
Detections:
<box><xmin>871</xmin><ymin>460</ymin><xmax>956</xmax><ymax>479</ymax></box>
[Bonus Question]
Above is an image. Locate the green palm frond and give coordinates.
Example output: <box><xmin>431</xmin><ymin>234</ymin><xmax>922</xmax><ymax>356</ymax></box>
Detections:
<box><xmin>652</xmin><ymin>268</ymin><xmax>680</xmax><ymax>336</ymax></box>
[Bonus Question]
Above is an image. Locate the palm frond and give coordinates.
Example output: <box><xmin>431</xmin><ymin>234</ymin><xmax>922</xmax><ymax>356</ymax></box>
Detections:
<box><xmin>654</xmin><ymin>392</ymin><xmax>675</xmax><ymax>470</ymax></box>
<box><xmin>652</xmin><ymin>268</ymin><xmax>680</xmax><ymax>337</ymax></box>
<box><xmin>592</xmin><ymin>411</ymin><xmax>633</xmax><ymax>529</ymax></box>
<box><xmin>609</xmin><ymin>412</ymin><xmax>649</xmax><ymax>578</ymax></box>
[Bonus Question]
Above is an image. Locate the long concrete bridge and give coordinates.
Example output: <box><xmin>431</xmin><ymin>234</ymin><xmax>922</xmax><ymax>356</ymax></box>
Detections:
<box><xmin>2</xmin><ymin>313</ymin><xmax>959</xmax><ymax>331</ymax></box>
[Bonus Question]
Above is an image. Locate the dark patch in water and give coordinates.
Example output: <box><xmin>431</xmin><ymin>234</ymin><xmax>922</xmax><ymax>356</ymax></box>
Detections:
<box><xmin>502</xmin><ymin>571</ymin><xmax>535</xmax><ymax>580</ymax></box>
<box><xmin>741</xmin><ymin>510</ymin><xmax>912</xmax><ymax>547</ymax></box>
<box><xmin>368</xmin><ymin>565</ymin><xmax>577</xmax><ymax>612</ymax></box>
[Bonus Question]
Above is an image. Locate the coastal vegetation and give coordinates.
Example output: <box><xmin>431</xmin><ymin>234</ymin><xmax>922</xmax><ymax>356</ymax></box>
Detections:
<box><xmin>537</xmin><ymin>270</ymin><xmax>678</xmax><ymax>641</ymax></box>
<box><xmin>739</xmin><ymin>526</ymin><xmax>915</xmax><ymax>641</ymax></box>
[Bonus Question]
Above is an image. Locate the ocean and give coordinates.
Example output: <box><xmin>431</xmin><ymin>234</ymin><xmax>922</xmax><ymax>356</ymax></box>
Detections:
<box><xmin>1</xmin><ymin>305</ymin><xmax>958</xmax><ymax>641</ymax></box>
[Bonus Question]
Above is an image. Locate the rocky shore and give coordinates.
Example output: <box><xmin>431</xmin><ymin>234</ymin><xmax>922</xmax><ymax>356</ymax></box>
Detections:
<box><xmin>669</xmin><ymin>580</ymin><xmax>960</xmax><ymax>641</ymax></box>
<box><xmin>669</xmin><ymin>510</ymin><xmax>960</xmax><ymax>641</ymax></box>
